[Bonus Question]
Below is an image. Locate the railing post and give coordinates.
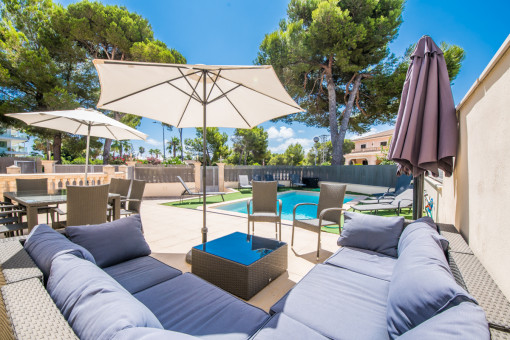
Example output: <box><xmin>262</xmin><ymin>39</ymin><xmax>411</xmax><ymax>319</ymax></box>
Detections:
<box><xmin>217</xmin><ymin>162</ymin><xmax>225</xmax><ymax>192</ymax></box>
<box><xmin>119</xmin><ymin>165</ymin><xmax>128</xmax><ymax>179</ymax></box>
<box><xmin>41</xmin><ymin>160</ymin><xmax>56</xmax><ymax>173</ymax></box>
<box><xmin>103</xmin><ymin>165</ymin><xmax>115</xmax><ymax>182</ymax></box>
<box><xmin>6</xmin><ymin>165</ymin><xmax>21</xmax><ymax>174</ymax></box>
<box><xmin>187</xmin><ymin>160</ymin><xmax>202</xmax><ymax>190</ymax></box>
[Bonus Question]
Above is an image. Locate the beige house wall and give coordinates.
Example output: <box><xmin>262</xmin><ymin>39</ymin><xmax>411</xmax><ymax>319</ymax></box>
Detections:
<box><xmin>344</xmin><ymin>132</ymin><xmax>393</xmax><ymax>165</ymax></box>
<box><xmin>352</xmin><ymin>135</ymin><xmax>391</xmax><ymax>150</ymax></box>
<box><xmin>429</xmin><ymin>35</ymin><xmax>510</xmax><ymax>299</ymax></box>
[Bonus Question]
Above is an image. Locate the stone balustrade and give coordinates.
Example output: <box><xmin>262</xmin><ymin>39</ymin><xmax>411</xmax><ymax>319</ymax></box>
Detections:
<box><xmin>0</xmin><ymin>172</ymin><xmax>127</xmax><ymax>198</ymax></box>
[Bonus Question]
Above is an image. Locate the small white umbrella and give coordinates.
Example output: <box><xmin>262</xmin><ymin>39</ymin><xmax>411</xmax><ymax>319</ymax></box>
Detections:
<box><xmin>7</xmin><ymin>108</ymin><xmax>147</xmax><ymax>182</ymax></box>
<box><xmin>93</xmin><ymin>60</ymin><xmax>303</xmax><ymax>244</ymax></box>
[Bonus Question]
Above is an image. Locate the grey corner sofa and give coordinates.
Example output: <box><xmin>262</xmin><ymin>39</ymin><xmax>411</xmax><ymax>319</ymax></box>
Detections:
<box><xmin>0</xmin><ymin>213</ymin><xmax>490</xmax><ymax>339</ymax></box>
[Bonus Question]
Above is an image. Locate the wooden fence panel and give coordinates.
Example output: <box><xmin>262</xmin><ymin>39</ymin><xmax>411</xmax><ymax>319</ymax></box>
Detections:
<box><xmin>225</xmin><ymin>165</ymin><xmax>397</xmax><ymax>187</ymax></box>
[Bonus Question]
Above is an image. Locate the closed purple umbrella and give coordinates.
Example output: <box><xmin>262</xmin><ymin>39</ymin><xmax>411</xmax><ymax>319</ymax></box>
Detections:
<box><xmin>388</xmin><ymin>35</ymin><xmax>458</xmax><ymax>218</ymax></box>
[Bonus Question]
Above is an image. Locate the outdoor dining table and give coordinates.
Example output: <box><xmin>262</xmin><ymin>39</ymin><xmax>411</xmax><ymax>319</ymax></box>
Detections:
<box><xmin>3</xmin><ymin>189</ymin><xmax>121</xmax><ymax>232</ymax></box>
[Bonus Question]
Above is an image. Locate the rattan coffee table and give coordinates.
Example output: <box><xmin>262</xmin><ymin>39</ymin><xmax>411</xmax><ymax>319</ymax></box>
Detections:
<box><xmin>191</xmin><ymin>232</ymin><xmax>288</xmax><ymax>300</ymax></box>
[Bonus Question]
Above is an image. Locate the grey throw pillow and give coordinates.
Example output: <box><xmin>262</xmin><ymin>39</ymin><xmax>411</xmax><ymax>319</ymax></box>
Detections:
<box><xmin>337</xmin><ymin>212</ymin><xmax>404</xmax><ymax>257</ymax></box>
<box><xmin>66</xmin><ymin>214</ymin><xmax>150</xmax><ymax>268</ymax></box>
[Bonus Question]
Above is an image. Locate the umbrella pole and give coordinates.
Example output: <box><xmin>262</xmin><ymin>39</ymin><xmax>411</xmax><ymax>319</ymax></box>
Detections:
<box><xmin>85</xmin><ymin>124</ymin><xmax>91</xmax><ymax>185</ymax></box>
<box><xmin>202</xmin><ymin>70</ymin><xmax>208</xmax><ymax>244</ymax></box>
<box><xmin>412</xmin><ymin>174</ymin><xmax>424</xmax><ymax>220</ymax></box>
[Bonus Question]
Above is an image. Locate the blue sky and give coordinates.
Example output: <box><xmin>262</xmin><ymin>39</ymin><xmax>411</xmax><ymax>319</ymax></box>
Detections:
<box><xmin>57</xmin><ymin>0</ymin><xmax>510</xmax><ymax>157</ymax></box>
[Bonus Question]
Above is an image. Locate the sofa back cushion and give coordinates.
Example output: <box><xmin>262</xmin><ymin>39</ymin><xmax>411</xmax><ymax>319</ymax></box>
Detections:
<box><xmin>387</xmin><ymin>226</ymin><xmax>476</xmax><ymax>338</ymax></box>
<box><xmin>66</xmin><ymin>214</ymin><xmax>150</xmax><ymax>268</ymax></box>
<box><xmin>24</xmin><ymin>223</ymin><xmax>95</xmax><ymax>280</ymax></box>
<box><xmin>47</xmin><ymin>254</ymin><xmax>162</xmax><ymax>340</ymax></box>
<box><xmin>338</xmin><ymin>212</ymin><xmax>404</xmax><ymax>257</ymax></box>
<box><xmin>397</xmin><ymin>302</ymin><xmax>489</xmax><ymax>339</ymax></box>
<box><xmin>398</xmin><ymin>216</ymin><xmax>447</xmax><ymax>255</ymax></box>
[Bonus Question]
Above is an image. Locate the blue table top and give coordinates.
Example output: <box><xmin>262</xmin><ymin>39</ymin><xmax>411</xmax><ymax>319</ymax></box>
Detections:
<box><xmin>193</xmin><ymin>232</ymin><xmax>286</xmax><ymax>266</ymax></box>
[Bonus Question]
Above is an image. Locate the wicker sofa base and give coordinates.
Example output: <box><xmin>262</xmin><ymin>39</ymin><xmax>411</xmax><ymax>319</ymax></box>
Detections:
<box><xmin>192</xmin><ymin>243</ymin><xmax>288</xmax><ymax>300</ymax></box>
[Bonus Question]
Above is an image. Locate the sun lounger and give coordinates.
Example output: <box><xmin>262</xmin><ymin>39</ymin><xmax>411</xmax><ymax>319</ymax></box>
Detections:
<box><xmin>290</xmin><ymin>174</ymin><xmax>306</xmax><ymax>188</ymax></box>
<box><xmin>238</xmin><ymin>175</ymin><xmax>252</xmax><ymax>190</ymax></box>
<box><xmin>351</xmin><ymin>189</ymin><xmax>413</xmax><ymax>215</ymax></box>
<box><xmin>264</xmin><ymin>174</ymin><xmax>285</xmax><ymax>188</ymax></box>
<box><xmin>371</xmin><ymin>175</ymin><xmax>412</xmax><ymax>198</ymax></box>
<box><xmin>177</xmin><ymin>176</ymin><xmax>225</xmax><ymax>203</ymax></box>
<box><xmin>358</xmin><ymin>188</ymin><xmax>413</xmax><ymax>205</ymax></box>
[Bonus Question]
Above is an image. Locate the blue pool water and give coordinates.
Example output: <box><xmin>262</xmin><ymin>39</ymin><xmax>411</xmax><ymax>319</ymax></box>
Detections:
<box><xmin>216</xmin><ymin>191</ymin><xmax>354</xmax><ymax>221</ymax></box>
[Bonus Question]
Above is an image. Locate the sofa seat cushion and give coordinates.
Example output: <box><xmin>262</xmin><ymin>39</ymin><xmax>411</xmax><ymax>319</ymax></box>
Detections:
<box><xmin>47</xmin><ymin>254</ymin><xmax>162</xmax><ymax>340</ymax></box>
<box><xmin>387</xmin><ymin>227</ymin><xmax>476</xmax><ymax>338</ymax></box>
<box><xmin>325</xmin><ymin>246</ymin><xmax>397</xmax><ymax>281</ymax></box>
<box><xmin>270</xmin><ymin>264</ymin><xmax>390</xmax><ymax>340</ymax></box>
<box><xmin>252</xmin><ymin>313</ymin><xmax>328</xmax><ymax>340</ymax></box>
<box><xmin>66</xmin><ymin>214</ymin><xmax>151</xmax><ymax>268</ymax></box>
<box><xmin>113</xmin><ymin>327</ymin><xmax>200</xmax><ymax>339</ymax></box>
<box><xmin>24</xmin><ymin>223</ymin><xmax>95</xmax><ymax>280</ymax></box>
<box><xmin>338</xmin><ymin>212</ymin><xmax>404</xmax><ymax>257</ymax></box>
<box><xmin>134</xmin><ymin>273</ymin><xmax>268</xmax><ymax>340</ymax></box>
<box><xmin>397</xmin><ymin>302</ymin><xmax>489</xmax><ymax>339</ymax></box>
<box><xmin>104</xmin><ymin>256</ymin><xmax>182</xmax><ymax>294</ymax></box>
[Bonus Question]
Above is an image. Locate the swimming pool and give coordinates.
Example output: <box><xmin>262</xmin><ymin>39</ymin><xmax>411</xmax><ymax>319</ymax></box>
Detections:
<box><xmin>215</xmin><ymin>191</ymin><xmax>354</xmax><ymax>221</ymax></box>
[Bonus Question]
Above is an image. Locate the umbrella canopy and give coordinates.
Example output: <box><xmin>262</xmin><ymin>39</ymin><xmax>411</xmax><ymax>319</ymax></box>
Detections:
<box><xmin>388</xmin><ymin>35</ymin><xmax>458</xmax><ymax>178</ymax></box>
<box><xmin>93</xmin><ymin>60</ymin><xmax>303</xmax><ymax>244</ymax></box>
<box><xmin>94</xmin><ymin>60</ymin><xmax>302</xmax><ymax>128</ymax></box>
<box><xmin>388</xmin><ymin>35</ymin><xmax>458</xmax><ymax>219</ymax></box>
<box><xmin>7</xmin><ymin>108</ymin><xmax>147</xmax><ymax>181</ymax></box>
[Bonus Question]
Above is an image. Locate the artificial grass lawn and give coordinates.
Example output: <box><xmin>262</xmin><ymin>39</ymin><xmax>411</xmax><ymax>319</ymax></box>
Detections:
<box><xmin>164</xmin><ymin>189</ymin><xmax>414</xmax><ymax>235</ymax></box>
<box><xmin>164</xmin><ymin>187</ymin><xmax>333</xmax><ymax>210</ymax></box>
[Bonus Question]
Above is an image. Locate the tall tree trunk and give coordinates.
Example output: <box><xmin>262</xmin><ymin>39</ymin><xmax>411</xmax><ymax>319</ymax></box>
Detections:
<box><xmin>243</xmin><ymin>147</ymin><xmax>248</xmax><ymax>165</ymax></box>
<box><xmin>103</xmin><ymin>138</ymin><xmax>112</xmax><ymax>164</ymax></box>
<box><xmin>337</xmin><ymin>73</ymin><xmax>363</xmax><ymax>164</ymax></box>
<box><xmin>238</xmin><ymin>150</ymin><xmax>243</xmax><ymax>165</ymax></box>
<box><xmin>46</xmin><ymin>140</ymin><xmax>51</xmax><ymax>160</ymax></box>
<box><xmin>179</xmin><ymin>128</ymin><xmax>183</xmax><ymax>161</ymax></box>
<box><xmin>325</xmin><ymin>67</ymin><xmax>341</xmax><ymax>165</ymax></box>
<box><xmin>52</xmin><ymin>133</ymin><xmax>62</xmax><ymax>164</ymax></box>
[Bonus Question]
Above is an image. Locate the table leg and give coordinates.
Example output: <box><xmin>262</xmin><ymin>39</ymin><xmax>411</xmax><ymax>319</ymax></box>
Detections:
<box><xmin>112</xmin><ymin>196</ymin><xmax>121</xmax><ymax>220</ymax></box>
<box><xmin>26</xmin><ymin>205</ymin><xmax>38</xmax><ymax>233</ymax></box>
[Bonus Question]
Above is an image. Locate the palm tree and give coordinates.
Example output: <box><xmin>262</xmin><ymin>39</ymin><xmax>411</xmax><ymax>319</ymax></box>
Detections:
<box><xmin>153</xmin><ymin>149</ymin><xmax>161</xmax><ymax>159</ymax></box>
<box><xmin>111</xmin><ymin>140</ymin><xmax>121</xmax><ymax>157</ymax></box>
<box><xmin>148</xmin><ymin>148</ymin><xmax>157</xmax><ymax>157</ymax></box>
<box><xmin>139</xmin><ymin>146</ymin><xmax>145</xmax><ymax>158</ymax></box>
<box><xmin>167</xmin><ymin>136</ymin><xmax>181</xmax><ymax>157</ymax></box>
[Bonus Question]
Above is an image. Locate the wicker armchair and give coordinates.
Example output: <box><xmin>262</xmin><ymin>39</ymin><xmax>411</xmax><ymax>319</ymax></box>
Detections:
<box><xmin>247</xmin><ymin>181</ymin><xmax>282</xmax><ymax>241</ymax></box>
<box><xmin>53</xmin><ymin>184</ymin><xmax>110</xmax><ymax>227</ymax></box>
<box><xmin>15</xmin><ymin>178</ymin><xmax>53</xmax><ymax>224</ymax></box>
<box><xmin>292</xmin><ymin>183</ymin><xmax>347</xmax><ymax>259</ymax></box>
<box><xmin>120</xmin><ymin>180</ymin><xmax>146</xmax><ymax>217</ymax></box>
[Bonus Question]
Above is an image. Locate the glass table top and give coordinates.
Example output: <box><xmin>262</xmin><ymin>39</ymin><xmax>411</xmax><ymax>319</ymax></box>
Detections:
<box><xmin>4</xmin><ymin>189</ymin><xmax>68</xmax><ymax>204</ymax></box>
<box><xmin>193</xmin><ymin>232</ymin><xmax>286</xmax><ymax>266</ymax></box>
<box><xmin>4</xmin><ymin>190</ymin><xmax>118</xmax><ymax>204</ymax></box>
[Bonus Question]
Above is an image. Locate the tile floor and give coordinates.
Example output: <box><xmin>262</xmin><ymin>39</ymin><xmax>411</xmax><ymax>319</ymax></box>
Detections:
<box><xmin>141</xmin><ymin>198</ymin><xmax>344</xmax><ymax>312</ymax></box>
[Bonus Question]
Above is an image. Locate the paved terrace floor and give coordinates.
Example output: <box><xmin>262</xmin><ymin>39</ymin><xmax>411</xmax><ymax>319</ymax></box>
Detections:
<box><xmin>141</xmin><ymin>198</ymin><xmax>343</xmax><ymax>312</ymax></box>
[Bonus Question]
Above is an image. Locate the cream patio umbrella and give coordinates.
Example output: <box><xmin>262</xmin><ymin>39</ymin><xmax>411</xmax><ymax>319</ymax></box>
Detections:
<box><xmin>7</xmin><ymin>108</ymin><xmax>147</xmax><ymax>183</ymax></box>
<box><xmin>93</xmin><ymin>60</ymin><xmax>303</xmax><ymax>244</ymax></box>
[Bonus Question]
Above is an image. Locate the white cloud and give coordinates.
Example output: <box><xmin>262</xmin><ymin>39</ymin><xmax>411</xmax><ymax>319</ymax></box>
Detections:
<box><xmin>267</xmin><ymin>126</ymin><xmax>294</xmax><ymax>141</ymax></box>
<box><xmin>298</xmin><ymin>129</ymin><xmax>305</xmax><ymax>133</ymax></box>
<box><xmin>145</xmin><ymin>138</ymin><xmax>160</xmax><ymax>146</ymax></box>
<box><xmin>269</xmin><ymin>138</ymin><xmax>314</xmax><ymax>153</ymax></box>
